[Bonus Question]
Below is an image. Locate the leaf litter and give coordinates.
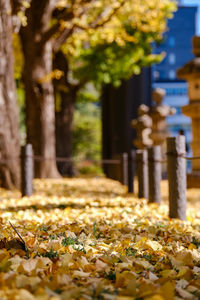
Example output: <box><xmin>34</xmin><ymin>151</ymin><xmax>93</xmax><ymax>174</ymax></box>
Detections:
<box><xmin>0</xmin><ymin>178</ymin><xmax>200</xmax><ymax>299</ymax></box>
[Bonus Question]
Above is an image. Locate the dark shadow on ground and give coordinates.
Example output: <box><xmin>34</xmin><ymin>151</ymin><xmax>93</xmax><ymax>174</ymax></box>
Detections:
<box><xmin>0</xmin><ymin>201</ymin><xmax>133</xmax><ymax>213</ymax></box>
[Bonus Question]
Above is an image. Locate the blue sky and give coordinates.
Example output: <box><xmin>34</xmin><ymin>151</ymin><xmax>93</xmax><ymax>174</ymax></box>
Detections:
<box><xmin>182</xmin><ymin>0</ymin><xmax>200</xmax><ymax>34</ymax></box>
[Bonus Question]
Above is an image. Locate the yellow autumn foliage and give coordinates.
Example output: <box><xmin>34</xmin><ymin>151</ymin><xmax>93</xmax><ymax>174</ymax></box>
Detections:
<box><xmin>0</xmin><ymin>178</ymin><xmax>200</xmax><ymax>298</ymax></box>
<box><xmin>60</xmin><ymin>0</ymin><xmax>176</xmax><ymax>56</ymax></box>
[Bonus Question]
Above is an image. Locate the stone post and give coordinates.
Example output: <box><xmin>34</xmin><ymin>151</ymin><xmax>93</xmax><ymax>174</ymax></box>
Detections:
<box><xmin>167</xmin><ymin>136</ymin><xmax>186</xmax><ymax>220</ymax></box>
<box><xmin>148</xmin><ymin>146</ymin><xmax>162</xmax><ymax>204</ymax></box>
<box><xmin>128</xmin><ymin>150</ymin><xmax>136</xmax><ymax>193</ymax></box>
<box><xmin>21</xmin><ymin>144</ymin><xmax>34</xmax><ymax>197</ymax></box>
<box><xmin>136</xmin><ymin>149</ymin><xmax>148</xmax><ymax>199</ymax></box>
<box><xmin>121</xmin><ymin>153</ymin><xmax>128</xmax><ymax>186</ymax></box>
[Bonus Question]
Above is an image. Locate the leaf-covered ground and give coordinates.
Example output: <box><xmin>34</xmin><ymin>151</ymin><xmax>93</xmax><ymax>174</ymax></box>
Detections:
<box><xmin>0</xmin><ymin>178</ymin><xmax>200</xmax><ymax>299</ymax></box>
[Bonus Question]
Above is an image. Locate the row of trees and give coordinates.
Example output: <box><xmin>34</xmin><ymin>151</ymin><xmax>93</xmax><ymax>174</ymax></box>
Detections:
<box><xmin>0</xmin><ymin>0</ymin><xmax>176</xmax><ymax>189</ymax></box>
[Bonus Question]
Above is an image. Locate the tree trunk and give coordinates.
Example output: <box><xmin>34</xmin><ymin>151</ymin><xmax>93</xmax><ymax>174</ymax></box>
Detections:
<box><xmin>20</xmin><ymin>7</ymin><xmax>60</xmax><ymax>178</ymax></box>
<box><xmin>54</xmin><ymin>51</ymin><xmax>76</xmax><ymax>176</ymax></box>
<box><xmin>56</xmin><ymin>91</ymin><xmax>76</xmax><ymax>176</ymax></box>
<box><xmin>0</xmin><ymin>0</ymin><xmax>21</xmax><ymax>189</ymax></box>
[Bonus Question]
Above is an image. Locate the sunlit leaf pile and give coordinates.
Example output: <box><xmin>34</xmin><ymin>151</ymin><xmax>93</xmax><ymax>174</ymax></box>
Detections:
<box><xmin>1</xmin><ymin>178</ymin><xmax>200</xmax><ymax>299</ymax></box>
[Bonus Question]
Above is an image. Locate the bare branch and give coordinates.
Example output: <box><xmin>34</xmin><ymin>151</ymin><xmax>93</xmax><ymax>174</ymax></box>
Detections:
<box><xmin>11</xmin><ymin>0</ymin><xmax>31</xmax><ymax>32</ymax></box>
<box><xmin>53</xmin><ymin>25</ymin><xmax>75</xmax><ymax>52</ymax></box>
<box><xmin>53</xmin><ymin>3</ymin><xmax>88</xmax><ymax>52</ymax></box>
<box><xmin>11</xmin><ymin>0</ymin><xmax>31</xmax><ymax>15</ymax></box>
<box><xmin>38</xmin><ymin>9</ymin><xmax>75</xmax><ymax>48</ymax></box>
<box><xmin>38</xmin><ymin>22</ymin><xmax>61</xmax><ymax>47</ymax></box>
<box><xmin>30</xmin><ymin>0</ymin><xmax>56</xmax><ymax>33</ymax></box>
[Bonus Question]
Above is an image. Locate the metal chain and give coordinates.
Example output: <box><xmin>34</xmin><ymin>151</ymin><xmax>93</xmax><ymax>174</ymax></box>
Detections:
<box><xmin>2</xmin><ymin>152</ymin><xmax>200</xmax><ymax>164</ymax></box>
<box><xmin>0</xmin><ymin>156</ymin><xmax>121</xmax><ymax>165</ymax></box>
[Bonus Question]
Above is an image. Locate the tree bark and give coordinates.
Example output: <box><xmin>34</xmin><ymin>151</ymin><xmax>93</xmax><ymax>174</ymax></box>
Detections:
<box><xmin>54</xmin><ymin>51</ymin><xmax>77</xmax><ymax>176</ymax></box>
<box><xmin>55</xmin><ymin>90</ymin><xmax>76</xmax><ymax>176</ymax></box>
<box><xmin>20</xmin><ymin>3</ymin><xmax>60</xmax><ymax>178</ymax></box>
<box><xmin>0</xmin><ymin>0</ymin><xmax>21</xmax><ymax>189</ymax></box>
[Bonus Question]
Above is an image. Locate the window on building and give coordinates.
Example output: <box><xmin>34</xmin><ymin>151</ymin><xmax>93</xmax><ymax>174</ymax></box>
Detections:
<box><xmin>168</xmin><ymin>36</ymin><xmax>175</xmax><ymax>47</ymax></box>
<box><xmin>165</xmin><ymin>87</ymin><xmax>188</xmax><ymax>96</ymax></box>
<box><xmin>160</xmin><ymin>71</ymin><xmax>166</xmax><ymax>80</ymax></box>
<box><xmin>168</xmin><ymin>53</ymin><xmax>176</xmax><ymax>64</ymax></box>
<box><xmin>174</xmin><ymin>107</ymin><xmax>182</xmax><ymax>114</ymax></box>
<box><xmin>169</xmin><ymin>70</ymin><xmax>176</xmax><ymax>80</ymax></box>
<box><xmin>153</xmin><ymin>71</ymin><xmax>160</xmax><ymax>80</ymax></box>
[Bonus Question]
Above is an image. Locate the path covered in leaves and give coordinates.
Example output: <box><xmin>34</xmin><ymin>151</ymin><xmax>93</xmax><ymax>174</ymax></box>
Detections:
<box><xmin>1</xmin><ymin>178</ymin><xmax>200</xmax><ymax>299</ymax></box>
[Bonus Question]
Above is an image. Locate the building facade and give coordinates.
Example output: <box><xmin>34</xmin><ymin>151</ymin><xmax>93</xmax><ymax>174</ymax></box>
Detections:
<box><xmin>153</xmin><ymin>5</ymin><xmax>197</xmax><ymax>154</ymax></box>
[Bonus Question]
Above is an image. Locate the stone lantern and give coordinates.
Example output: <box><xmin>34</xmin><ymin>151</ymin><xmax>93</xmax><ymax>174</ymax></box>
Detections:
<box><xmin>177</xmin><ymin>36</ymin><xmax>200</xmax><ymax>187</ymax></box>
<box><xmin>131</xmin><ymin>104</ymin><xmax>153</xmax><ymax>149</ymax></box>
<box><xmin>149</xmin><ymin>88</ymin><xmax>175</xmax><ymax>145</ymax></box>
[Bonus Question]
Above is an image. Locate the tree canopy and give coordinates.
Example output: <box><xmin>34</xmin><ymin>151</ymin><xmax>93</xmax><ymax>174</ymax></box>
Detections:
<box><xmin>61</xmin><ymin>0</ymin><xmax>176</xmax><ymax>86</ymax></box>
<box><xmin>15</xmin><ymin>0</ymin><xmax>176</xmax><ymax>85</ymax></box>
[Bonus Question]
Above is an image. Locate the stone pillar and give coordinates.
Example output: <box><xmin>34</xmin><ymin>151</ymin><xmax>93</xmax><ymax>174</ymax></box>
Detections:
<box><xmin>149</xmin><ymin>88</ymin><xmax>175</xmax><ymax>177</ymax></box>
<box><xmin>191</xmin><ymin>118</ymin><xmax>200</xmax><ymax>170</ymax></box>
<box><xmin>131</xmin><ymin>105</ymin><xmax>152</xmax><ymax>197</ymax></box>
<box><xmin>131</xmin><ymin>104</ymin><xmax>152</xmax><ymax>149</ymax></box>
<box><xmin>149</xmin><ymin>88</ymin><xmax>175</xmax><ymax>145</ymax></box>
<box><xmin>177</xmin><ymin>36</ymin><xmax>200</xmax><ymax>187</ymax></box>
<box><xmin>182</xmin><ymin>104</ymin><xmax>200</xmax><ymax>171</ymax></box>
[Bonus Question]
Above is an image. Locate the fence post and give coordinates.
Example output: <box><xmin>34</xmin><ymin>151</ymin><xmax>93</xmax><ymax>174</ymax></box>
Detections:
<box><xmin>121</xmin><ymin>153</ymin><xmax>128</xmax><ymax>186</ymax></box>
<box><xmin>21</xmin><ymin>144</ymin><xmax>34</xmax><ymax>197</ymax></box>
<box><xmin>136</xmin><ymin>149</ymin><xmax>148</xmax><ymax>198</ymax></box>
<box><xmin>128</xmin><ymin>150</ymin><xmax>136</xmax><ymax>193</ymax></box>
<box><xmin>167</xmin><ymin>136</ymin><xmax>186</xmax><ymax>220</ymax></box>
<box><xmin>148</xmin><ymin>146</ymin><xmax>161</xmax><ymax>204</ymax></box>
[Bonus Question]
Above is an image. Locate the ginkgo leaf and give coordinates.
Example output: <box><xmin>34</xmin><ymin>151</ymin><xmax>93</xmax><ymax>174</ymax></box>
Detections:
<box><xmin>0</xmin><ymin>178</ymin><xmax>200</xmax><ymax>299</ymax></box>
